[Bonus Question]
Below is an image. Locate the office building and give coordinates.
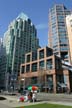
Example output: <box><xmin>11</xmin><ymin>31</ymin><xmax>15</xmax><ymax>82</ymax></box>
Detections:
<box><xmin>19</xmin><ymin>46</ymin><xmax>72</xmax><ymax>93</ymax></box>
<box><xmin>66</xmin><ymin>14</ymin><xmax>72</xmax><ymax>64</ymax></box>
<box><xmin>3</xmin><ymin>13</ymin><xmax>39</xmax><ymax>90</ymax></box>
<box><xmin>0</xmin><ymin>38</ymin><xmax>6</xmax><ymax>89</ymax></box>
<box><xmin>48</xmin><ymin>4</ymin><xmax>71</xmax><ymax>62</ymax></box>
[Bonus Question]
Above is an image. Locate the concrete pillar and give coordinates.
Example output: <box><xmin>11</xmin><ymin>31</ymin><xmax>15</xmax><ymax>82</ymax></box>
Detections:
<box><xmin>45</xmin><ymin>73</ymin><xmax>47</xmax><ymax>92</ymax></box>
<box><xmin>66</xmin><ymin>74</ymin><xmax>70</xmax><ymax>92</ymax></box>
<box><xmin>53</xmin><ymin>74</ymin><xmax>56</xmax><ymax>93</ymax></box>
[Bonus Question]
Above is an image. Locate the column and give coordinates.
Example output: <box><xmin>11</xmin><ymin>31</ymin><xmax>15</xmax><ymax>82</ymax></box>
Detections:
<box><xmin>53</xmin><ymin>74</ymin><xmax>56</xmax><ymax>93</ymax></box>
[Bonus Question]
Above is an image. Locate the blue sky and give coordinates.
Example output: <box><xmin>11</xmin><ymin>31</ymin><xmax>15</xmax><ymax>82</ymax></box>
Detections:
<box><xmin>0</xmin><ymin>0</ymin><xmax>72</xmax><ymax>47</ymax></box>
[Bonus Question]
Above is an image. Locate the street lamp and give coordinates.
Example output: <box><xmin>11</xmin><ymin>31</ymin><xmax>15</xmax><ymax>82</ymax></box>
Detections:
<box><xmin>21</xmin><ymin>78</ymin><xmax>25</xmax><ymax>91</ymax></box>
<box><xmin>11</xmin><ymin>78</ymin><xmax>16</xmax><ymax>92</ymax></box>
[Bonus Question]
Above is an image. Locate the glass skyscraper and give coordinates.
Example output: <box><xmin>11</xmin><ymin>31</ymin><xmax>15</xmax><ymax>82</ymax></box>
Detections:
<box><xmin>0</xmin><ymin>38</ymin><xmax>6</xmax><ymax>89</ymax></box>
<box><xmin>48</xmin><ymin>4</ymin><xmax>71</xmax><ymax>62</ymax></box>
<box><xmin>3</xmin><ymin>13</ymin><xmax>40</xmax><ymax>89</ymax></box>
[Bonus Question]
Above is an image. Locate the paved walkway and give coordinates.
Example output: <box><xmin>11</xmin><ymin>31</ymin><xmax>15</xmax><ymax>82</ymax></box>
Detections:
<box><xmin>0</xmin><ymin>103</ymin><xmax>10</xmax><ymax>108</ymax></box>
<box><xmin>0</xmin><ymin>94</ymin><xmax>72</xmax><ymax>107</ymax></box>
<box><xmin>47</xmin><ymin>101</ymin><xmax>72</xmax><ymax>107</ymax></box>
<box><xmin>0</xmin><ymin>99</ymin><xmax>72</xmax><ymax>108</ymax></box>
<box><xmin>0</xmin><ymin>100</ymin><xmax>45</xmax><ymax>108</ymax></box>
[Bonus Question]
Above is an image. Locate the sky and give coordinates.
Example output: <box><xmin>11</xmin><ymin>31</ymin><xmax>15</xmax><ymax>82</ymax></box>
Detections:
<box><xmin>0</xmin><ymin>0</ymin><xmax>72</xmax><ymax>47</ymax></box>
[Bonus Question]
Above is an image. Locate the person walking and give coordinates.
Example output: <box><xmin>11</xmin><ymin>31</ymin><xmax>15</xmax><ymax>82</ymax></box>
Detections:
<box><xmin>32</xmin><ymin>92</ymin><xmax>36</xmax><ymax>102</ymax></box>
<box><xmin>28</xmin><ymin>91</ymin><xmax>32</xmax><ymax>102</ymax></box>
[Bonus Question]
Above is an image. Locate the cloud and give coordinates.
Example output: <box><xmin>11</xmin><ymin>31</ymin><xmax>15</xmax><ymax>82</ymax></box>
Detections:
<box><xmin>36</xmin><ymin>23</ymin><xmax>48</xmax><ymax>30</ymax></box>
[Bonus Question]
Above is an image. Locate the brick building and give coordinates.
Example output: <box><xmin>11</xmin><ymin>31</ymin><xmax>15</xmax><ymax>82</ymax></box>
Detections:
<box><xmin>19</xmin><ymin>46</ymin><xmax>72</xmax><ymax>93</ymax></box>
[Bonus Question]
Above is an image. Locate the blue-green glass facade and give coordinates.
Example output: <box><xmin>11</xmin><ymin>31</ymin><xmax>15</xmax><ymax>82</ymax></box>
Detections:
<box><xmin>3</xmin><ymin>13</ymin><xmax>40</xmax><ymax>89</ymax></box>
<box><xmin>0</xmin><ymin>39</ymin><xmax>6</xmax><ymax>90</ymax></box>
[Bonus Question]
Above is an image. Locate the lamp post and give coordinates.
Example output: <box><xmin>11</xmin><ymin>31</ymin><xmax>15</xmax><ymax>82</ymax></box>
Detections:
<box><xmin>21</xmin><ymin>78</ymin><xmax>25</xmax><ymax>91</ymax></box>
<box><xmin>11</xmin><ymin>77</ymin><xmax>16</xmax><ymax>92</ymax></box>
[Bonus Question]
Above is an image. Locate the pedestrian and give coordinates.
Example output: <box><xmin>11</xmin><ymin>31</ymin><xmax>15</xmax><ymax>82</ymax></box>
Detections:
<box><xmin>32</xmin><ymin>92</ymin><xmax>36</xmax><ymax>102</ymax></box>
<box><xmin>28</xmin><ymin>91</ymin><xmax>32</xmax><ymax>102</ymax></box>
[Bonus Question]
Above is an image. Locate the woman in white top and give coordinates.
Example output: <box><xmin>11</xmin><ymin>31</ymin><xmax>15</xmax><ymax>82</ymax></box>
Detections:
<box><xmin>32</xmin><ymin>92</ymin><xmax>36</xmax><ymax>102</ymax></box>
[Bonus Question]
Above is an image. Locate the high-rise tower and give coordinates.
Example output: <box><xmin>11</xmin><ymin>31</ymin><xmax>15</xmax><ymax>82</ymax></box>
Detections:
<box><xmin>3</xmin><ymin>13</ymin><xmax>40</xmax><ymax>80</ymax></box>
<box><xmin>0</xmin><ymin>38</ymin><xmax>6</xmax><ymax>89</ymax></box>
<box><xmin>66</xmin><ymin>14</ymin><xmax>72</xmax><ymax>64</ymax></box>
<box><xmin>48</xmin><ymin>4</ymin><xmax>71</xmax><ymax>62</ymax></box>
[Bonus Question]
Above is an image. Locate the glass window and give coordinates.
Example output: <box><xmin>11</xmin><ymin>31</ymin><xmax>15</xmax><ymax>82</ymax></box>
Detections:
<box><xmin>17</xmin><ymin>29</ymin><xmax>19</xmax><ymax>36</ymax></box>
<box><xmin>47</xmin><ymin>75</ymin><xmax>53</xmax><ymax>86</ymax></box>
<box><xmin>46</xmin><ymin>47</ymin><xmax>53</xmax><ymax>57</ymax></box>
<box><xmin>26</xmin><ymin>64</ymin><xmax>30</xmax><ymax>72</ymax></box>
<box><xmin>46</xmin><ymin>59</ymin><xmax>52</xmax><ymax>69</ymax></box>
<box><xmin>10</xmin><ymin>29</ymin><xmax>14</xmax><ymax>36</ymax></box>
<box><xmin>39</xmin><ymin>60</ymin><xmax>44</xmax><ymax>68</ymax></box>
<box><xmin>32</xmin><ymin>51</ymin><xmax>37</xmax><ymax>61</ymax></box>
<box><xmin>31</xmin><ymin>77</ymin><xmax>37</xmax><ymax>84</ymax></box>
<box><xmin>60</xmin><ymin>45</ymin><xmax>68</xmax><ymax>51</ymax></box>
<box><xmin>20</xmin><ymin>21</ymin><xmax>23</xmax><ymax>29</ymax></box>
<box><xmin>57</xmin><ymin>75</ymin><xmax>64</xmax><ymax>83</ymax></box>
<box><xmin>15</xmin><ymin>21</ymin><xmax>18</xmax><ymax>28</ymax></box>
<box><xmin>61</xmin><ymin>52</ymin><xmax>68</xmax><ymax>59</ymax></box>
<box><xmin>21</xmin><ymin>66</ymin><xmax>25</xmax><ymax>74</ymax></box>
<box><xmin>26</xmin><ymin>54</ymin><xmax>30</xmax><ymax>62</ymax></box>
<box><xmin>55</xmin><ymin>58</ymin><xmax>61</xmax><ymax>69</ymax></box>
<box><xmin>39</xmin><ymin>49</ymin><xmax>44</xmax><ymax>59</ymax></box>
<box><xmin>32</xmin><ymin>63</ymin><xmax>37</xmax><ymax>72</ymax></box>
<box><xmin>28</xmin><ymin>18</ymin><xmax>31</xmax><ymax>24</ymax></box>
<box><xmin>64</xmin><ymin>75</ymin><xmax>68</xmax><ymax>84</ymax></box>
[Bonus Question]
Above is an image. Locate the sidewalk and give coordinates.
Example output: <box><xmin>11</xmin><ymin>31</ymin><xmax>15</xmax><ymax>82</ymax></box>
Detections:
<box><xmin>46</xmin><ymin>101</ymin><xmax>72</xmax><ymax>107</ymax></box>
<box><xmin>0</xmin><ymin>100</ymin><xmax>45</xmax><ymax>108</ymax></box>
<box><xmin>0</xmin><ymin>99</ymin><xmax>72</xmax><ymax>108</ymax></box>
<box><xmin>0</xmin><ymin>94</ymin><xmax>72</xmax><ymax>107</ymax></box>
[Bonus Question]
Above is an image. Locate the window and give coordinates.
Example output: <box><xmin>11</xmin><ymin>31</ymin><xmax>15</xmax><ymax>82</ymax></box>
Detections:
<box><xmin>20</xmin><ymin>21</ymin><xmax>23</xmax><ymax>29</ymax></box>
<box><xmin>46</xmin><ymin>59</ymin><xmax>52</xmax><ymax>69</ymax></box>
<box><xmin>17</xmin><ymin>29</ymin><xmax>19</xmax><ymax>36</ymax></box>
<box><xmin>26</xmin><ymin>64</ymin><xmax>30</xmax><ymax>72</ymax></box>
<box><xmin>57</xmin><ymin>75</ymin><xmax>64</xmax><ymax>83</ymax></box>
<box><xmin>31</xmin><ymin>77</ymin><xmax>37</xmax><ymax>84</ymax></box>
<box><xmin>61</xmin><ymin>52</ymin><xmax>68</xmax><ymax>59</ymax></box>
<box><xmin>21</xmin><ymin>66</ymin><xmax>25</xmax><ymax>73</ymax></box>
<box><xmin>28</xmin><ymin>19</ymin><xmax>31</xmax><ymax>24</ymax></box>
<box><xmin>39</xmin><ymin>49</ymin><xmax>44</xmax><ymax>59</ymax></box>
<box><xmin>47</xmin><ymin>75</ymin><xmax>53</xmax><ymax>85</ymax></box>
<box><xmin>32</xmin><ymin>63</ymin><xmax>37</xmax><ymax>72</ymax></box>
<box><xmin>46</xmin><ymin>47</ymin><xmax>53</xmax><ymax>57</ymax></box>
<box><xmin>59</xmin><ymin>38</ymin><xmax>68</xmax><ymax>44</ymax></box>
<box><xmin>39</xmin><ymin>60</ymin><xmax>44</xmax><ymax>68</ymax></box>
<box><xmin>60</xmin><ymin>47</ymin><xmax>68</xmax><ymax>51</ymax></box>
<box><xmin>26</xmin><ymin>54</ymin><xmax>30</xmax><ymax>62</ymax></box>
<box><xmin>15</xmin><ymin>21</ymin><xmax>18</xmax><ymax>28</ymax></box>
<box><xmin>11</xmin><ymin>29</ymin><xmax>14</xmax><ymax>36</ymax></box>
<box><xmin>55</xmin><ymin>58</ymin><xmax>61</xmax><ymax>69</ymax></box>
<box><xmin>32</xmin><ymin>51</ymin><xmax>37</xmax><ymax>61</ymax></box>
